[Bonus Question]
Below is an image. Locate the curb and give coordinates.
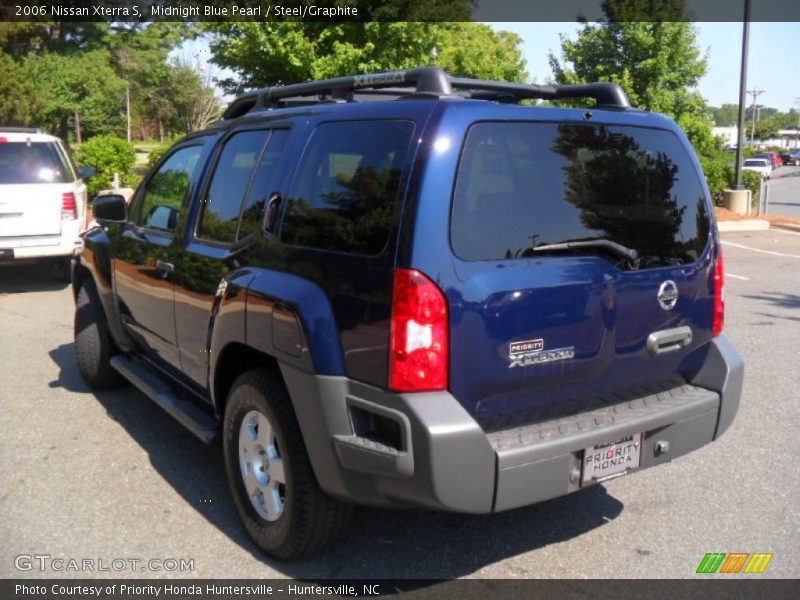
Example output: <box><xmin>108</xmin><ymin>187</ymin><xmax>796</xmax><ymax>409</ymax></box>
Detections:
<box><xmin>717</xmin><ymin>219</ymin><xmax>771</xmax><ymax>232</ymax></box>
<box><xmin>770</xmin><ymin>222</ymin><xmax>800</xmax><ymax>233</ymax></box>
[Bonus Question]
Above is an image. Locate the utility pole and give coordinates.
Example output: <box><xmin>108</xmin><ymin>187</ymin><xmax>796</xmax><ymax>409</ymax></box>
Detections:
<box><xmin>126</xmin><ymin>86</ymin><xmax>131</xmax><ymax>143</ymax></box>
<box><xmin>733</xmin><ymin>0</ymin><xmax>750</xmax><ymax>189</ymax></box>
<box><xmin>747</xmin><ymin>89</ymin><xmax>765</xmax><ymax>146</ymax></box>
<box><xmin>795</xmin><ymin>97</ymin><xmax>800</xmax><ymax>149</ymax></box>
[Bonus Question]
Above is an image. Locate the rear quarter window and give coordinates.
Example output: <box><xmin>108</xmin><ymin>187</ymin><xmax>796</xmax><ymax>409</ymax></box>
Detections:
<box><xmin>279</xmin><ymin>120</ymin><xmax>415</xmax><ymax>255</ymax></box>
<box><xmin>450</xmin><ymin>122</ymin><xmax>711</xmax><ymax>267</ymax></box>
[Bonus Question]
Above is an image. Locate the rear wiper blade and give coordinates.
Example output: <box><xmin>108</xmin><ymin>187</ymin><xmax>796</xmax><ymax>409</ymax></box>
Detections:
<box><xmin>529</xmin><ymin>239</ymin><xmax>639</xmax><ymax>262</ymax></box>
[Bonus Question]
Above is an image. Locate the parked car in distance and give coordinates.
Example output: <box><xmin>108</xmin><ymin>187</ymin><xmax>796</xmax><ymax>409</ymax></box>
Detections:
<box><xmin>743</xmin><ymin>158</ymin><xmax>772</xmax><ymax>179</ymax></box>
<box><xmin>752</xmin><ymin>152</ymin><xmax>781</xmax><ymax>169</ymax></box>
<box><xmin>71</xmin><ymin>67</ymin><xmax>743</xmax><ymax>560</ymax></box>
<box><xmin>781</xmin><ymin>150</ymin><xmax>800</xmax><ymax>166</ymax></box>
<box><xmin>0</xmin><ymin>127</ymin><xmax>93</xmax><ymax>280</ymax></box>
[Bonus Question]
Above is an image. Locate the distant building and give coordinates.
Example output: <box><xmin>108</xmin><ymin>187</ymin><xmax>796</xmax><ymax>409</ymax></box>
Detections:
<box><xmin>712</xmin><ymin>126</ymin><xmax>800</xmax><ymax>149</ymax></box>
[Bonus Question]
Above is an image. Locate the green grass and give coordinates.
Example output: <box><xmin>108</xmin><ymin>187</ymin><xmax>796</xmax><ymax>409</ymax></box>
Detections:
<box><xmin>132</xmin><ymin>141</ymin><xmax>159</xmax><ymax>179</ymax></box>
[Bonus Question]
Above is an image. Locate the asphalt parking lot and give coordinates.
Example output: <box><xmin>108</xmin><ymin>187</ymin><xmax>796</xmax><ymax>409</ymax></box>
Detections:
<box><xmin>1</xmin><ymin>229</ymin><xmax>798</xmax><ymax>580</ymax></box>
<box><xmin>764</xmin><ymin>165</ymin><xmax>800</xmax><ymax>219</ymax></box>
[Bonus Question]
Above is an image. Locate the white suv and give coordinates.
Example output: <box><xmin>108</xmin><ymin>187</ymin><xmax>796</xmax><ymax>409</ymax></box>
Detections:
<box><xmin>0</xmin><ymin>128</ymin><xmax>92</xmax><ymax>280</ymax></box>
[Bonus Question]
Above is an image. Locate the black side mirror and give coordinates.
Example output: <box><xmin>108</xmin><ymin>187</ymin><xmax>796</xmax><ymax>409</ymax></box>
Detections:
<box><xmin>93</xmin><ymin>194</ymin><xmax>127</xmax><ymax>223</ymax></box>
<box><xmin>78</xmin><ymin>165</ymin><xmax>96</xmax><ymax>179</ymax></box>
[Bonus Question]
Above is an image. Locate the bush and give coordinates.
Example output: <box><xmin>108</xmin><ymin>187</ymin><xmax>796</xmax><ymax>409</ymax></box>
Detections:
<box><xmin>699</xmin><ymin>151</ymin><xmax>734</xmax><ymax>205</ymax></box>
<box><xmin>147</xmin><ymin>138</ymin><xmax>180</xmax><ymax>167</ymax></box>
<box><xmin>75</xmin><ymin>136</ymin><xmax>136</xmax><ymax>198</ymax></box>
<box><xmin>741</xmin><ymin>170</ymin><xmax>762</xmax><ymax>209</ymax></box>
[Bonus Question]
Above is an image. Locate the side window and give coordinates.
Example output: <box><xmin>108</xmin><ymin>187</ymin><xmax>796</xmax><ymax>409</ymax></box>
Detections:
<box><xmin>280</xmin><ymin>120</ymin><xmax>414</xmax><ymax>255</ymax></box>
<box><xmin>239</xmin><ymin>129</ymin><xmax>290</xmax><ymax>238</ymax></box>
<box><xmin>197</xmin><ymin>130</ymin><xmax>269</xmax><ymax>243</ymax></box>
<box><xmin>138</xmin><ymin>145</ymin><xmax>204</xmax><ymax>232</ymax></box>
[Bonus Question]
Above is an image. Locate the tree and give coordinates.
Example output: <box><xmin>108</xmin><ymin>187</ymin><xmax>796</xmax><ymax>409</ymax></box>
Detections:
<box><xmin>164</xmin><ymin>58</ymin><xmax>222</xmax><ymax>133</ymax></box>
<box><xmin>548</xmin><ymin>0</ymin><xmax>715</xmax><ymax>154</ymax></box>
<box><xmin>23</xmin><ymin>51</ymin><xmax>127</xmax><ymax>140</ymax></box>
<box><xmin>206</xmin><ymin>22</ymin><xmax>527</xmax><ymax>93</ymax></box>
<box><xmin>708</xmin><ymin>104</ymin><xmax>740</xmax><ymax>127</ymax></box>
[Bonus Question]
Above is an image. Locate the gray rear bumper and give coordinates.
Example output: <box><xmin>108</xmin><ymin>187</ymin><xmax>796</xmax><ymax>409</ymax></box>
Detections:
<box><xmin>280</xmin><ymin>335</ymin><xmax>743</xmax><ymax>513</ymax></box>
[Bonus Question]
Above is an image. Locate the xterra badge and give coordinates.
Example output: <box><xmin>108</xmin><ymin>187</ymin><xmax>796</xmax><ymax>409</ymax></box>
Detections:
<box><xmin>508</xmin><ymin>339</ymin><xmax>575</xmax><ymax>368</ymax></box>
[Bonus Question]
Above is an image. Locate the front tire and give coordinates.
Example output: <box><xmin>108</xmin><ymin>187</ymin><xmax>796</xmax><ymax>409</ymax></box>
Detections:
<box><xmin>223</xmin><ymin>368</ymin><xmax>351</xmax><ymax>560</ymax></box>
<box><xmin>74</xmin><ymin>279</ymin><xmax>124</xmax><ymax>389</ymax></box>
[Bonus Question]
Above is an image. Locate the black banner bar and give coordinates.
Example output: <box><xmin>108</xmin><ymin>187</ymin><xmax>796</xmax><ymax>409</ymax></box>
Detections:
<box><xmin>2</xmin><ymin>579</ymin><xmax>799</xmax><ymax>600</ymax></box>
<box><xmin>1</xmin><ymin>0</ymin><xmax>800</xmax><ymax>22</ymax></box>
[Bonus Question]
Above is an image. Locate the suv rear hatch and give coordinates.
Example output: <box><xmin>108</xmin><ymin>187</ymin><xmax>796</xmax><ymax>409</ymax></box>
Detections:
<box><xmin>448</xmin><ymin>121</ymin><xmax>717</xmax><ymax>428</ymax></box>
<box><xmin>0</xmin><ymin>140</ymin><xmax>74</xmax><ymax>238</ymax></box>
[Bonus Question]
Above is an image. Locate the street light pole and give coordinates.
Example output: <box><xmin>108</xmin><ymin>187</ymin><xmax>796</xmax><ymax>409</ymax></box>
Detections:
<box><xmin>733</xmin><ymin>0</ymin><xmax>751</xmax><ymax>189</ymax></box>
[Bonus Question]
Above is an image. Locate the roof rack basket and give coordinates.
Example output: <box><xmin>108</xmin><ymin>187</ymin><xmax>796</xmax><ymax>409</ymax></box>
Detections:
<box><xmin>221</xmin><ymin>66</ymin><xmax>631</xmax><ymax>120</ymax></box>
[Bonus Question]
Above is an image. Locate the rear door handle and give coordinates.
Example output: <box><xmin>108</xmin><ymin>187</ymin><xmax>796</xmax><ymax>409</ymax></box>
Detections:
<box><xmin>155</xmin><ymin>258</ymin><xmax>174</xmax><ymax>275</ymax></box>
<box><xmin>646</xmin><ymin>326</ymin><xmax>692</xmax><ymax>356</ymax></box>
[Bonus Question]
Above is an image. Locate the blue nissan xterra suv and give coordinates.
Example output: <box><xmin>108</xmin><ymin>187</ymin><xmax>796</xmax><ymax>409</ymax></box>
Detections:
<box><xmin>72</xmin><ymin>67</ymin><xmax>743</xmax><ymax>560</ymax></box>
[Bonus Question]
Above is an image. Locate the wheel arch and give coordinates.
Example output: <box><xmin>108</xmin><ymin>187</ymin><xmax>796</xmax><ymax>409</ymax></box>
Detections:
<box><xmin>212</xmin><ymin>342</ymin><xmax>281</xmax><ymax>416</ymax></box>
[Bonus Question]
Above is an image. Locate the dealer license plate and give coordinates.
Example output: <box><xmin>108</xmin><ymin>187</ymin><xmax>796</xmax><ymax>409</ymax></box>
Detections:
<box><xmin>581</xmin><ymin>433</ymin><xmax>642</xmax><ymax>485</ymax></box>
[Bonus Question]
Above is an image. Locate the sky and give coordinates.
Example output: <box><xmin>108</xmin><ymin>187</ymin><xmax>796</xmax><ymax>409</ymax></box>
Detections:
<box><xmin>181</xmin><ymin>21</ymin><xmax>800</xmax><ymax>113</ymax></box>
<box><xmin>493</xmin><ymin>21</ymin><xmax>800</xmax><ymax>111</ymax></box>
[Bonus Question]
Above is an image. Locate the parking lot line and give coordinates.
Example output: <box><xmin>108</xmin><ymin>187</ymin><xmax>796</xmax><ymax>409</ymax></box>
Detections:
<box><xmin>721</xmin><ymin>240</ymin><xmax>800</xmax><ymax>259</ymax></box>
<box><xmin>724</xmin><ymin>273</ymin><xmax>749</xmax><ymax>281</ymax></box>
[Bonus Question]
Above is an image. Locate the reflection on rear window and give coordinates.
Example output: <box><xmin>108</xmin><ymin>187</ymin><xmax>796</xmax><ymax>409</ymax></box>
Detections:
<box><xmin>451</xmin><ymin>122</ymin><xmax>710</xmax><ymax>267</ymax></box>
<box><xmin>0</xmin><ymin>142</ymin><xmax>71</xmax><ymax>184</ymax></box>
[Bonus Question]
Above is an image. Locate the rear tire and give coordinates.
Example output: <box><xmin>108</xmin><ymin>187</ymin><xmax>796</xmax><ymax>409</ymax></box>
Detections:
<box><xmin>74</xmin><ymin>279</ymin><xmax>124</xmax><ymax>389</ymax></box>
<box><xmin>223</xmin><ymin>368</ymin><xmax>351</xmax><ymax>560</ymax></box>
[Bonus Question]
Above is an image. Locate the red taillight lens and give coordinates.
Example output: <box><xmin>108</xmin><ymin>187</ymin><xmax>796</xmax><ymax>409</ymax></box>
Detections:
<box><xmin>389</xmin><ymin>268</ymin><xmax>449</xmax><ymax>392</ymax></box>
<box><xmin>61</xmin><ymin>192</ymin><xmax>77</xmax><ymax>220</ymax></box>
<box><xmin>712</xmin><ymin>251</ymin><xmax>724</xmax><ymax>337</ymax></box>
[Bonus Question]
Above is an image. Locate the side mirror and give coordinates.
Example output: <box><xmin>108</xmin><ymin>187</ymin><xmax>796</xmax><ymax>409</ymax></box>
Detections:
<box><xmin>78</xmin><ymin>165</ymin><xmax>96</xmax><ymax>179</ymax></box>
<box><xmin>93</xmin><ymin>194</ymin><xmax>127</xmax><ymax>223</ymax></box>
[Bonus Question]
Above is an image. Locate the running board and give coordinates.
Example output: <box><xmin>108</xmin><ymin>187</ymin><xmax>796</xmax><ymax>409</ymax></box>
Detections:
<box><xmin>110</xmin><ymin>356</ymin><xmax>219</xmax><ymax>444</ymax></box>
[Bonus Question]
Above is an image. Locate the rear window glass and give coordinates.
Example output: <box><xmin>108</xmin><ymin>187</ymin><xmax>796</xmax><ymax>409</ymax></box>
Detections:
<box><xmin>280</xmin><ymin>120</ymin><xmax>414</xmax><ymax>255</ymax></box>
<box><xmin>0</xmin><ymin>142</ymin><xmax>71</xmax><ymax>184</ymax></box>
<box><xmin>451</xmin><ymin>122</ymin><xmax>711</xmax><ymax>267</ymax></box>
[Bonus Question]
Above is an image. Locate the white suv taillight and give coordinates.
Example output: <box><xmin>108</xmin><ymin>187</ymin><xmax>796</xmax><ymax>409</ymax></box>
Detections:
<box><xmin>712</xmin><ymin>250</ymin><xmax>724</xmax><ymax>337</ymax></box>
<box><xmin>61</xmin><ymin>192</ymin><xmax>77</xmax><ymax>220</ymax></box>
<box><xmin>389</xmin><ymin>268</ymin><xmax>449</xmax><ymax>392</ymax></box>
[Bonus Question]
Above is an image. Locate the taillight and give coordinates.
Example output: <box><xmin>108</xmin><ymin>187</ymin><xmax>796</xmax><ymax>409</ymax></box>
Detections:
<box><xmin>61</xmin><ymin>192</ymin><xmax>77</xmax><ymax>220</ymax></box>
<box><xmin>712</xmin><ymin>250</ymin><xmax>724</xmax><ymax>337</ymax></box>
<box><xmin>389</xmin><ymin>268</ymin><xmax>449</xmax><ymax>392</ymax></box>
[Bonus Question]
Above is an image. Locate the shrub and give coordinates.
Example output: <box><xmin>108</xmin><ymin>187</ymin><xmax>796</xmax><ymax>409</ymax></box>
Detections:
<box><xmin>741</xmin><ymin>170</ymin><xmax>761</xmax><ymax>209</ymax></box>
<box><xmin>75</xmin><ymin>136</ymin><xmax>136</xmax><ymax>198</ymax></box>
<box><xmin>147</xmin><ymin>138</ymin><xmax>180</xmax><ymax>167</ymax></box>
<box><xmin>699</xmin><ymin>152</ymin><xmax>734</xmax><ymax>205</ymax></box>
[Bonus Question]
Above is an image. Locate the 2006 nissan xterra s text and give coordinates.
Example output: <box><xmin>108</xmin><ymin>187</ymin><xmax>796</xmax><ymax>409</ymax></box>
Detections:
<box><xmin>72</xmin><ymin>67</ymin><xmax>744</xmax><ymax>560</ymax></box>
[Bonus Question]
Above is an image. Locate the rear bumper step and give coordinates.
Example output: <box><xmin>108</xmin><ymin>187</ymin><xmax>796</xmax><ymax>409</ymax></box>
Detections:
<box><xmin>110</xmin><ymin>356</ymin><xmax>219</xmax><ymax>444</ymax></box>
<box><xmin>489</xmin><ymin>382</ymin><xmax>720</xmax><ymax>511</ymax></box>
<box><xmin>488</xmin><ymin>382</ymin><xmax>718</xmax><ymax>464</ymax></box>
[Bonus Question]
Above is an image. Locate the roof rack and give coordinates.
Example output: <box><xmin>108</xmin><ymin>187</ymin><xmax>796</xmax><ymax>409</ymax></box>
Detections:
<box><xmin>0</xmin><ymin>126</ymin><xmax>47</xmax><ymax>134</ymax></box>
<box><xmin>221</xmin><ymin>66</ymin><xmax>631</xmax><ymax>120</ymax></box>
